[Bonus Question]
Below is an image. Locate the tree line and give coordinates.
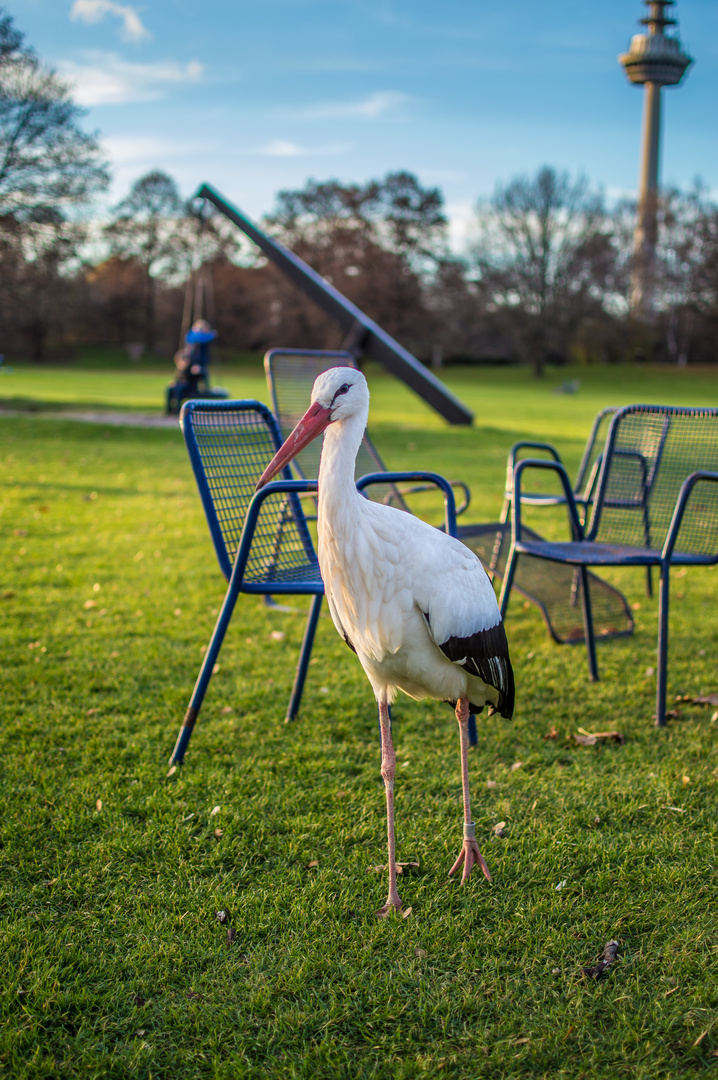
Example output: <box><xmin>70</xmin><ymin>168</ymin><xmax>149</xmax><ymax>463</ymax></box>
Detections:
<box><xmin>1</xmin><ymin>7</ymin><xmax>717</xmax><ymax>372</ymax></box>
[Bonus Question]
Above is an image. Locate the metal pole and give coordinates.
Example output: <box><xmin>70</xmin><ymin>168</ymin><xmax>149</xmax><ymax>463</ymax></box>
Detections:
<box><xmin>631</xmin><ymin>81</ymin><xmax>662</xmax><ymax>315</ymax></box>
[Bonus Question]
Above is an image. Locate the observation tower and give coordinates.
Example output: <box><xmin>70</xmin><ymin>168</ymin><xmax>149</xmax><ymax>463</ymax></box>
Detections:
<box><xmin>619</xmin><ymin>0</ymin><xmax>692</xmax><ymax>317</ymax></box>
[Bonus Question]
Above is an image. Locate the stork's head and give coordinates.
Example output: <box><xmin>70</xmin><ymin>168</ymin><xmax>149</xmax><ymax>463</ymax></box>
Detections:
<box><xmin>310</xmin><ymin>365</ymin><xmax>368</xmax><ymax>422</ymax></box>
<box><xmin>256</xmin><ymin>366</ymin><xmax>368</xmax><ymax>489</ymax></box>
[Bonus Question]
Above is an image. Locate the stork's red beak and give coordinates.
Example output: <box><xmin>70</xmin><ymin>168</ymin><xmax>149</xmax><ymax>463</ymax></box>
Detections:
<box><xmin>256</xmin><ymin>401</ymin><xmax>333</xmax><ymax>489</ymax></box>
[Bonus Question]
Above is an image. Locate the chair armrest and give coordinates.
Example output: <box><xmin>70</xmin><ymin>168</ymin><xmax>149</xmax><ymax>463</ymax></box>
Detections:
<box><xmin>357</xmin><ymin>470</ymin><xmax>457</xmax><ymax>537</ymax></box>
<box><xmin>511</xmin><ymin>459</ymin><xmax>584</xmax><ymax>544</ymax></box>
<box><xmin>233</xmin><ymin>479</ymin><xmax>319</xmax><ymax>581</ymax></box>
<box><xmin>505</xmin><ymin>440</ymin><xmax>562</xmax><ymax>497</ymax></box>
<box><xmin>394</xmin><ymin>478</ymin><xmax>470</xmax><ymax>517</ymax></box>
<box><xmin>662</xmin><ymin>471</ymin><xmax>718</xmax><ymax>562</ymax></box>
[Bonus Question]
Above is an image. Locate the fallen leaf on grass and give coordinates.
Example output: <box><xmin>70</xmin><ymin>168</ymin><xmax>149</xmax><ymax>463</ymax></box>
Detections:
<box><xmin>401</xmin><ymin>907</ymin><xmax>413</xmax><ymax>919</ymax></box>
<box><xmin>543</xmin><ymin>726</ymin><xmax>559</xmax><ymax>740</ymax></box>
<box><xmin>510</xmin><ymin>761</ymin><xmax>523</xmax><ymax>772</ymax></box>
<box><xmin>486</xmin><ymin>779</ymin><xmax>497</xmax><ymax>789</ymax></box>
<box><xmin>213</xmin><ymin>828</ymin><xmax>223</xmax><ymax>839</ymax></box>
<box><xmin>415</xmin><ymin>947</ymin><xmax>427</xmax><ymax>957</ymax></box>
<box><xmin>675</xmin><ymin>692</ymin><xmax>718</xmax><ymax>708</ymax></box>
<box><xmin>95</xmin><ymin>799</ymin><xmax>102</xmax><ymax>811</ymax></box>
<box><xmin>227</xmin><ymin>927</ymin><xmax>237</xmax><ymax>945</ymax></box>
<box><xmin>210</xmin><ymin>805</ymin><xmax>220</xmax><ymax>815</ymax></box>
<box><xmin>555</xmin><ymin>880</ymin><xmax>568</xmax><ymax>891</ymax></box>
<box><xmin>573</xmin><ymin>728</ymin><xmax>624</xmax><ymax>746</ymax></box>
<box><xmin>368</xmin><ymin>862</ymin><xmax>419</xmax><ymax>875</ymax></box>
<box><xmin>186</xmin><ymin>991</ymin><xmax>204</xmax><ymax>1001</ymax></box>
<box><xmin>133</xmin><ymin>994</ymin><xmax>146</xmax><ymax>1007</ymax></box>
<box><xmin>135</xmin><ymin>1029</ymin><xmax>146</xmax><ymax>1037</ymax></box>
<box><xmin>583</xmin><ymin>940</ymin><xmax>619</xmax><ymax>981</ymax></box>
<box><xmin>270</xmin><ymin>631</ymin><xmax>286</xmax><ymax>642</ymax></box>
<box><xmin>221</xmin><ymin>705</ymin><xmax>233</xmax><ymax>714</ymax></box>
<box><xmin>166</xmin><ymin>765</ymin><xmax>177</xmax><ymax>778</ymax></box>
<box><xmin>305</xmin><ymin>860</ymin><xmax>319</xmax><ymax>870</ymax></box>
<box><xmin>515</xmin><ymin>1037</ymin><xmax>530</xmax><ymax>1045</ymax></box>
<box><xmin>492</xmin><ymin>821</ymin><xmax>507</xmax><ymax>838</ymax></box>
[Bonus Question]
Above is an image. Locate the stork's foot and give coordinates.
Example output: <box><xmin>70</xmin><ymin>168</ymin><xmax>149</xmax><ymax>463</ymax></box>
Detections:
<box><xmin>449</xmin><ymin>824</ymin><xmax>492</xmax><ymax>883</ymax></box>
<box><xmin>375</xmin><ymin>889</ymin><xmax>402</xmax><ymax>918</ymax></box>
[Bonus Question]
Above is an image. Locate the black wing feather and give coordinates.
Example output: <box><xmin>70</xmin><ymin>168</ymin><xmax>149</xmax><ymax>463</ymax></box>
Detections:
<box><xmin>439</xmin><ymin>621</ymin><xmax>515</xmax><ymax>719</ymax></box>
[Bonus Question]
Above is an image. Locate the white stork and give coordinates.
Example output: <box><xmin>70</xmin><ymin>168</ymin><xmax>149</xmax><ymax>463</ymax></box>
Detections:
<box><xmin>258</xmin><ymin>367</ymin><xmax>514</xmax><ymax>916</ymax></box>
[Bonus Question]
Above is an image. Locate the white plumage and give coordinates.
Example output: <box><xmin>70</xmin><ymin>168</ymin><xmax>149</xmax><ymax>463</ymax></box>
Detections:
<box><xmin>258</xmin><ymin>367</ymin><xmax>514</xmax><ymax>915</ymax></box>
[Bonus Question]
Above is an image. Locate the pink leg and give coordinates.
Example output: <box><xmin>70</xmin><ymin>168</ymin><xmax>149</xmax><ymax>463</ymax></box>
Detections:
<box><xmin>449</xmin><ymin>696</ymin><xmax>492</xmax><ymax>884</ymax></box>
<box><xmin>375</xmin><ymin>698</ymin><xmax>402</xmax><ymax>917</ymax></box>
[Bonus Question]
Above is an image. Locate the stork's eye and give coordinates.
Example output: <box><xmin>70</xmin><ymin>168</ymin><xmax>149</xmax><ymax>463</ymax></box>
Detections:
<box><xmin>334</xmin><ymin>383</ymin><xmax>350</xmax><ymax>399</ymax></box>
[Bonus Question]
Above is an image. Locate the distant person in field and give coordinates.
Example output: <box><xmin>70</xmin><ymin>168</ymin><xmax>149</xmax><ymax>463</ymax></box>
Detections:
<box><xmin>174</xmin><ymin>319</ymin><xmax>217</xmax><ymax>396</ymax></box>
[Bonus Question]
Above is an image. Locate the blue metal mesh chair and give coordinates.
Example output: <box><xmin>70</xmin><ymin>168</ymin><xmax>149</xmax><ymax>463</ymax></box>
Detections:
<box><xmin>459</xmin><ymin>406</ymin><xmax>634</xmax><ymax>645</ymax></box>
<box><xmin>499</xmin><ymin>404</ymin><xmax>718</xmax><ymax>724</ymax></box>
<box><xmin>169</xmin><ymin>399</ymin><xmax>324</xmax><ymax>765</ymax></box>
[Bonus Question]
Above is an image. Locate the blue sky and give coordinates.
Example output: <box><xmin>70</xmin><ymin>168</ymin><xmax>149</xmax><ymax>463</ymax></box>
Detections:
<box><xmin>9</xmin><ymin>0</ymin><xmax>718</xmax><ymax>247</ymax></box>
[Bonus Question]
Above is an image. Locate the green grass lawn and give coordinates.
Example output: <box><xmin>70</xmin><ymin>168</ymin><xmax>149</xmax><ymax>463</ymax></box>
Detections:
<box><xmin>1</xmin><ymin>360</ymin><xmax>717</xmax><ymax>1078</ymax></box>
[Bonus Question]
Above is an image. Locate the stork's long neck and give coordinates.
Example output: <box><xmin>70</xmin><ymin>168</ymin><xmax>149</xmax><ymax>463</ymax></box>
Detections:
<box><xmin>317</xmin><ymin>407</ymin><xmax>366</xmax><ymax>520</ymax></box>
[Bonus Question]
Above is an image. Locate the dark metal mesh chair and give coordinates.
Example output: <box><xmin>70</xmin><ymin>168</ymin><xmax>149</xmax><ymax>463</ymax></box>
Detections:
<box><xmin>169</xmin><ymin>399</ymin><xmax>324</xmax><ymax>765</ymax></box>
<box><xmin>459</xmin><ymin>405</ymin><xmax>634</xmax><ymax>645</ymax></box>
<box><xmin>502</xmin><ymin>406</ymin><xmax>619</xmax><ymax>519</ymax></box>
<box><xmin>499</xmin><ymin>404</ymin><xmax>718</xmax><ymax>723</ymax></box>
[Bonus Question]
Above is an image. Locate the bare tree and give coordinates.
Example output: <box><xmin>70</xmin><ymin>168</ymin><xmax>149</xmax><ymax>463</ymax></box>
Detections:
<box><xmin>472</xmin><ymin>166</ymin><xmax>618</xmax><ymax>374</ymax></box>
<box><xmin>264</xmin><ymin>171</ymin><xmax>447</xmax><ymax>355</ymax></box>
<box><xmin>0</xmin><ymin>8</ymin><xmax>109</xmax><ymax>216</ymax></box>
<box><xmin>105</xmin><ymin>170</ymin><xmax>187</xmax><ymax>353</ymax></box>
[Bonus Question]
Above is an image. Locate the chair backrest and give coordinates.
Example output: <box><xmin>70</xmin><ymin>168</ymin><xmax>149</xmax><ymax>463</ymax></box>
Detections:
<box><xmin>264</xmin><ymin>348</ymin><xmax>407</xmax><ymax>509</ymax></box>
<box><xmin>181</xmin><ymin>399</ymin><xmax>316</xmax><ymax>584</ymax></box>
<box><xmin>574</xmin><ymin>406</ymin><xmax>619</xmax><ymax>498</ymax></box>
<box><xmin>588</xmin><ymin>404</ymin><xmax>718</xmax><ymax>554</ymax></box>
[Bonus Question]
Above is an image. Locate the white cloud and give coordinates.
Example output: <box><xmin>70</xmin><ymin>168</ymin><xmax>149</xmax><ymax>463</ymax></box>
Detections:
<box><xmin>60</xmin><ymin>53</ymin><xmax>203</xmax><ymax>105</ymax></box>
<box><xmin>296</xmin><ymin>91</ymin><xmax>411</xmax><ymax>119</ymax></box>
<box><xmin>252</xmin><ymin>138</ymin><xmax>352</xmax><ymax>157</ymax></box>
<box><xmin>70</xmin><ymin>0</ymin><xmax>151</xmax><ymax>43</ymax></box>
<box><xmin>102</xmin><ymin>134</ymin><xmax>190</xmax><ymax>163</ymax></box>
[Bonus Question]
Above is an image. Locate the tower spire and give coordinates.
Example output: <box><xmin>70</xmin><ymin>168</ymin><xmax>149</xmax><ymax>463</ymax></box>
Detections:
<box><xmin>619</xmin><ymin>0</ymin><xmax>692</xmax><ymax>318</ymax></box>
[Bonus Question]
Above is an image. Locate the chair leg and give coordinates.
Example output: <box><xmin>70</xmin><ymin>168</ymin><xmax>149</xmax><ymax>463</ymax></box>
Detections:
<box><xmin>169</xmin><ymin>579</ymin><xmax>241</xmax><ymax>765</ymax></box>
<box><xmin>498</xmin><ymin>545</ymin><xmax>519</xmax><ymax>620</ymax></box>
<box><xmin>285</xmin><ymin>595</ymin><xmax>323</xmax><ymax>722</ymax></box>
<box><xmin>646</xmin><ymin>566</ymin><xmax>653</xmax><ymax>598</ymax></box>
<box><xmin>579</xmin><ymin>566</ymin><xmax>599</xmax><ymax>682</ymax></box>
<box><xmin>655</xmin><ymin>563</ymin><xmax>670</xmax><ymax>727</ymax></box>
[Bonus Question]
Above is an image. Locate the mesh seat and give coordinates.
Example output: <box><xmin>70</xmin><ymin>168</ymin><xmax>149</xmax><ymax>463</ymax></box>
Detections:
<box><xmin>169</xmin><ymin>400</ymin><xmax>324</xmax><ymax>765</ymax></box>
<box><xmin>500</xmin><ymin>404</ymin><xmax>718</xmax><ymax>724</ymax></box>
